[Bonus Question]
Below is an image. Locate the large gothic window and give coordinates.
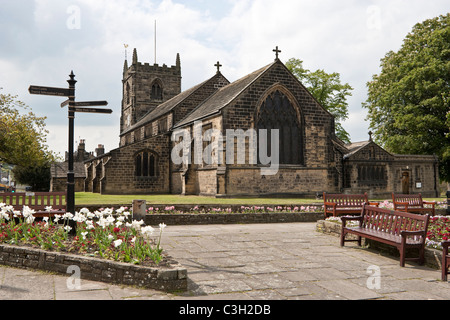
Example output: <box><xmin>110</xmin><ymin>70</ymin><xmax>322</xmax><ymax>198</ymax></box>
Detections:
<box><xmin>151</xmin><ymin>80</ymin><xmax>163</xmax><ymax>100</ymax></box>
<box><xmin>135</xmin><ymin>151</ymin><xmax>157</xmax><ymax>177</ymax></box>
<box><xmin>256</xmin><ymin>89</ymin><xmax>303</xmax><ymax>165</ymax></box>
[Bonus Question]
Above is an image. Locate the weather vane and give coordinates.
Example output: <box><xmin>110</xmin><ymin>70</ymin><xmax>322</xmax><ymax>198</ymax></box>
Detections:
<box><xmin>124</xmin><ymin>44</ymin><xmax>129</xmax><ymax>61</ymax></box>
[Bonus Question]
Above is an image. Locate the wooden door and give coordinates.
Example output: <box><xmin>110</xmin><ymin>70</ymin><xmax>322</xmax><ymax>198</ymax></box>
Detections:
<box><xmin>401</xmin><ymin>171</ymin><xmax>410</xmax><ymax>194</ymax></box>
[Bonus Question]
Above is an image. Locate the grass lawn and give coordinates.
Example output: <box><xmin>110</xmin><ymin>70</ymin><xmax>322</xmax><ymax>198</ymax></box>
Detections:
<box><xmin>75</xmin><ymin>192</ymin><xmax>447</xmax><ymax>207</ymax></box>
<box><xmin>75</xmin><ymin>192</ymin><xmax>323</xmax><ymax>206</ymax></box>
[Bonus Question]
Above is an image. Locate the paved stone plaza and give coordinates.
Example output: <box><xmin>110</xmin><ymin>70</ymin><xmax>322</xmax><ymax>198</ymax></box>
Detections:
<box><xmin>0</xmin><ymin>222</ymin><xmax>448</xmax><ymax>300</ymax></box>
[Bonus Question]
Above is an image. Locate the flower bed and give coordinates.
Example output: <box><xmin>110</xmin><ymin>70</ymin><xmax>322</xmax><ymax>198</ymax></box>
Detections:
<box><xmin>0</xmin><ymin>203</ymin><xmax>187</xmax><ymax>291</ymax></box>
<box><xmin>146</xmin><ymin>204</ymin><xmax>324</xmax><ymax>215</ymax></box>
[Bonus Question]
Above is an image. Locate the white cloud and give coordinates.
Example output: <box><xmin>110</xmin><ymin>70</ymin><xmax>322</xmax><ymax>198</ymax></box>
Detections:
<box><xmin>1</xmin><ymin>0</ymin><xmax>448</xmax><ymax>157</ymax></box>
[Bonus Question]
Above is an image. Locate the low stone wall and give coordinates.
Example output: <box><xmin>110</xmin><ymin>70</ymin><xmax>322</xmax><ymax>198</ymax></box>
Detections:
<box><xmin>316</xmin><ymin>220</ymin><xmax>444</xmax><ymax>270</ymax></box>
<box><xmin>144</xmin><ymin>212</ymin><xmax>324</xmax><ymax>226</ymax></box>
<box><xmin>0</xmin><ymin>244</ymin><xmax>187</xmax><ymax>292</ymax></box>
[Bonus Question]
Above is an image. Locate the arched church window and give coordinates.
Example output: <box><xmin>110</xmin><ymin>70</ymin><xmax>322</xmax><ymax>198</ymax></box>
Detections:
<box><xmin>135</xmin><ymin>151</ymin><xmax>157</xmax><ymax>177</ymax></box>
<box><xmin>256</xmin><ymin>89</ymin><xmax>303</xmax><ymax>165</ymax></box>
<box><xmin>151</xmin><ymin>81</ymin><xmax>163</xmax><ymax>100</ymax></box>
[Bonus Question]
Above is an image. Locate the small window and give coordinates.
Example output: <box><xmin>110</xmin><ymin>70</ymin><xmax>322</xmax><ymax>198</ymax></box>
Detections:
<box><xmin>135</xmin><ymin>151</ymin><xmax>157</xmax><ymax>177</ymax></box>
<box><xmin>151</xmin><ymin>81</ymin><xmax>163</xmax><ymax>100</ymax></box>
<box><xmin>126</xmin><ymin>82</ymin><xmax>131</xmax><ymax>104</ymax></box>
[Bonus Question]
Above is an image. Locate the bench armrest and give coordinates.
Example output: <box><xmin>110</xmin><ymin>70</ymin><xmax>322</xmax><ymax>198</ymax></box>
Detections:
<box><xmin>400</xmin><ymin>230</ymin><xmax>426</xmax><ymax>238</ymax></box>
<box><xmin>368</xmin><ymin>201</ymin><xmax>379</xmax><ymax>207</ymax></box>
<box><xmin>422</xmin><ymin>201</ymin><xmax>435</xmax><ymax>207</ymax></box>
<box><xmin>324</xmin><ymin>202</ymin><xmax>337</xmax><ymax>207</ymax></box>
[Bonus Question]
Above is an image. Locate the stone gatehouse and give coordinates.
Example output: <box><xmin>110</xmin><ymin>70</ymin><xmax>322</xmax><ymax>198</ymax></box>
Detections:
<box><xmin>84</xmin><ymin>48</ymin><xmax>439</xmax><ymax>198</ymax></box>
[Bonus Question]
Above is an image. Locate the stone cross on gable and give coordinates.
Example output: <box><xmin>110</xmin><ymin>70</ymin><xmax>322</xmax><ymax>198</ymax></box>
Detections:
<box><xmin>215</xmin><ymin>61</ymin><xmax>222</xmax><ymax>73</ymax></box>
<box><xmin>273</xmin><ymin>46</ymin><xmax>281</xmax><ymax>60</ymax></box>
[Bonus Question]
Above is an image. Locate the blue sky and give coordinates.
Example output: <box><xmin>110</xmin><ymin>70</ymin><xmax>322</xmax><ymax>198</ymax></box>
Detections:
<box><xmin>1</xmin><ymin>0</ymin><xmax>448</xmax><ymax>157</ymax></box>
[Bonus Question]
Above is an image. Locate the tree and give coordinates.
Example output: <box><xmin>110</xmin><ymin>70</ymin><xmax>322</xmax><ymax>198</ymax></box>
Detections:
<box><xmin>0</xmin><ymin>89</ymin><xmax>57</xmax><ymax>189</ymax></box>
<box><xmin>363</xmin><ymin>14</ymin><xmax>450</xmax><ymax>182</ymax></box>
<box><xmin>286</xmin><ymin>58</ymin><xmax>353</xmax><ymax>143</ymax></box>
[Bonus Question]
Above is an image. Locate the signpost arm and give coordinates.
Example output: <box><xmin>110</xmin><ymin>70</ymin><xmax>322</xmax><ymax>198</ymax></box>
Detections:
<box><xmin>67</xmin><ymin>71</ymin><xmax>77</xmax><ymax>234</ymax></box>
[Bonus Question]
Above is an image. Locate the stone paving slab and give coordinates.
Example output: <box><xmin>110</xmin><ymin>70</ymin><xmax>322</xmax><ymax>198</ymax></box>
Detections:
<box><xmin>0</xmin><ymin>222</ymin><xmax>448</xmax><ymax>302</ymax></box>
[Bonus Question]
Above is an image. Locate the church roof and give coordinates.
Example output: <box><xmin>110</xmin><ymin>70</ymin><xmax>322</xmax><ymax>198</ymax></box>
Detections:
<box><xmin>121</xmin><ymin>72</ymin><xmax>227</xmax><ymax>136</ymax></box>
<box><xmin>343</xmin><ymin>140</ymin><xmax>372</xmax><ymax>159</ymax></box>
<box><xmin>51</xmin><ymin>162</ymin><xmax>86</xmax><ymax>179</ymax></box>
<box><xmin>173</xmin><ymin>61</ymin><xmax>276</xmax><ymax>128</ymax></box>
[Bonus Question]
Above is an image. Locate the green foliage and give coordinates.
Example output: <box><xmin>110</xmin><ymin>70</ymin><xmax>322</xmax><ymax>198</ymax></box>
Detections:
<box><xmin>1</xmin><ymin>89</ymin><xmax>57</xmax><ymax>188</ymax></box>
<box><xmin>12</xmin><ymin>163</ymin><xmax>51</xmax><ymax>191</ymax></box>
<box><xmin>286</xmin><ymin>58</ymin><xmax>353</xmax><ymax>143</ymax></box>
<box><xmin>363</xmin><ymin>13</ymin><xmax>450</xmax><ymax>182</ymax></box>
<box><xmin>0</xmin><ymin>89</ymin><xmax>56</xmax><ymax>166</ymax></box>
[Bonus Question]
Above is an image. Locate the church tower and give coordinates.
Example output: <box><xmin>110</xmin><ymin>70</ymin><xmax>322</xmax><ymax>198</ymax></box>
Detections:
<box><xmin>120</xmin><ymin>48</ymin><xmax>181</xmax><ymax>134</ymax></box>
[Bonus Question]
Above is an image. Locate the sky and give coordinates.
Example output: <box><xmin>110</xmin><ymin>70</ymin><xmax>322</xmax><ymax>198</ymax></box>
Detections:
<box><xmin>1</xmin><ymin>0</ymin><xmax>448</xmax><ymax>158</ymax></box>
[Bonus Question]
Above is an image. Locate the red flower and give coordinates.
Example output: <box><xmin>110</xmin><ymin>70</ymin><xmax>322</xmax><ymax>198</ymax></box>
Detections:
<box><xmin>113</xmin><ymin>227</ymin><xmax>120</xmax><ymax>233</ymax></box>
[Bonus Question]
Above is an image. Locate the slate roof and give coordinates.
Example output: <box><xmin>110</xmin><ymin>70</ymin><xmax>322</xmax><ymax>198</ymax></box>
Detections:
<box><xmin>50</xmin><ymin>162</ymin><xmax>86</xmax><ymax>179</ymax></box>
<box><xmin>121</xmin><ymin>73</ymin><xmax>227</xmax><ymax>136</ymax></box>
<box><xmin>344</xmin><ymin>141</ymin><xmax>372</xmax><ymax>158</ymax></box>
<box><xmin>173</xmin><ymin>61</ymin><xmax>275</xmax><ymax>128</ymax></box>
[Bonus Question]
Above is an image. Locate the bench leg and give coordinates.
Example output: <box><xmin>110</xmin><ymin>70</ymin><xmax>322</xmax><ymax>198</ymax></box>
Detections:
<box><xmin>418</xmin><ymin>247</ymin><xmax>425</xmax><ymax>265</ymax></box>
<box><xmin>399</xmin><ymin>240</ymin><xmax>406</xmax><ymax>267</ymax></box>
<box><xmin>340</xmin><ymin>230</ymin><xmax>345</xmax><ymax>247</ymax></box>
<box><xmin>443</xmin><ymin>246</ymin><xmax>449</xmax><ymax>281</ymax></box>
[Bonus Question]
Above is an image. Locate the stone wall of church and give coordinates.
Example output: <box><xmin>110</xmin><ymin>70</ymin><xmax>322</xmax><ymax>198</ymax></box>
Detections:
<box><xmin>218</xmin><ymin>62</ymin><xmax>337</xmax><ymax>196</ymax></box>
<box><xmin>224</xmin><ymin>167</ymin><xmax>331</xmax><ymax>196</ymax></box>
<box><xmin>391</xmin><ymin>155</ymin><xmax>439</xmax><ymax>197</ymax></box>
<box><xmin>99</xmin><ymin>134</ymin><xmax>171</xmax><ymax>194</ymax></box>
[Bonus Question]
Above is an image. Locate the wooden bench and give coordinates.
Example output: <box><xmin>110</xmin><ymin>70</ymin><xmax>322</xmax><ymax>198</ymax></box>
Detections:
<box><xmin>340</xmin><ymin>204</ymin><xmax>430</xmax><ymax>267</ymax></box>
<box><xmin>323</xmin><ymin>192</ymin><xmax>379</xmax><ymax>218</ymax></box>
<box><xmin>442</xmin><ymin>241</ymin><xmax>450</xmax><ymax>281</ymax></box>
<box><xmin>0</xmin><ymin>192</ymin><xmax>66</xmax><ymax>218</ymax></box>
<box><xmin>392</xmin><ymin>193</ymin><xmax>435</xmax><ymax>216</ymax></box>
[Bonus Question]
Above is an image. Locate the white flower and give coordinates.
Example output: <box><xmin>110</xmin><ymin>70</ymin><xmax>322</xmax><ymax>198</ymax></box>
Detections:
<box><xmin>79</xmin><ymin>207</ymin><xmax>90</xmax><ymax>214</ymax></box>
<box><xmin>81</xmin><ymin>231</ymin><xmax>88</xmax><ymax>239</ymax></box>
<box><xmin>141</xmin><ymin>225</ymin><xmax>155</xmax><ymax>238</ymax></box>
<box><xmin>86</xmin><ymin>211</ymin><xmax>95</xmax><ymax>219</ymax></box>
<box><xmin>122</xmin><ymin>211</ymin><xmax>131</xmax><ymax>218</ymax></box>
<box><xmin>22</xmin><ymin>206</ymin><xmax>35</xmax><ymax>223</ymax></box>
<box><xmin>62</xmin><ymin>212</ymin><xmax>74</xmax><ymax>220</ymax></box>
<box><xmin>131</xmin><ymin>219</ymin><xmax>144</xmax><ymax>230</ymax></box>
<box><xmin>159</xmin><ymin>223</ymin><xmax>167</xmax><ymax>230</ymax></box>
<box><xmin>64</xmin><ymin>226</ymin><xmax>72</xmax><ymax>232</ymax></box>
<box><xmin>53</xmin><ymin>214</ymin><xmax>61</xmax><ymax>223</ymax></box>
<box><xmin>45</xmin><ymin>206</ymin><xmax>53</xmax><ymax>212</ymax></box>
<box><xmin>116</xmin><ymin>207</ymin><xmax>125</xmax><ymax>214</ymax></box>
<box><xmin>108</xmin><ymin>234</ymin><xmax>114</xmax><ymax>241</ymax></box>
<box><xmin>85</xmin><ymin>220</ymin><xmax>95</xmax><ymax>230</ymax></box>
<box><xmin>113</xmin><ymin>239</ymin><xmax>123</xmax><ymax>247</ymax></box>
<box><xmin>73</xmin><ymin>212</ymin><xmax>86</xmax><ymax>223</ymax></box>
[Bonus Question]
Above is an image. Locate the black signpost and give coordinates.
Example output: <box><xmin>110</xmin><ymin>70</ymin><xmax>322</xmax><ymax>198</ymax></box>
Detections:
<box><xmin>29</xmin><ymin>71</ymin><xmax>112</xmax><ymax>234</ymax></box>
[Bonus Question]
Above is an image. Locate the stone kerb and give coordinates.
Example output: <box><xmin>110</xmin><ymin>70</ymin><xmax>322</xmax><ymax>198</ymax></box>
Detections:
<box><xmin>0</xmin><ymin>244</ymin><xmax>187</xmax><ymax>292</ymax></box>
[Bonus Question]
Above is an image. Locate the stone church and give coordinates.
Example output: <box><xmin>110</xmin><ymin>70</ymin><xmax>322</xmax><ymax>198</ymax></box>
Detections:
<box><xmin>83</xmin><ymin>48</ymin><xmax>439</xmax><ymax>198</ymax></box>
